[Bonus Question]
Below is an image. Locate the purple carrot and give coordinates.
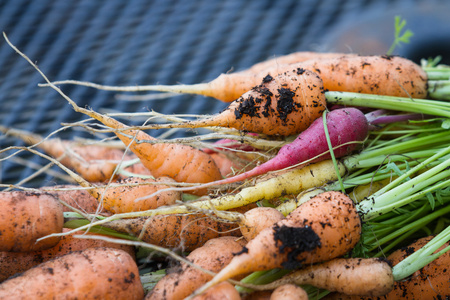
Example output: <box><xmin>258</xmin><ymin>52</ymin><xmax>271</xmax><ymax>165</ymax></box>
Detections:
<box><xmin>196</xmin><ymin>107</ymin><xmax>369</xmax><ymax>189</ymax></box>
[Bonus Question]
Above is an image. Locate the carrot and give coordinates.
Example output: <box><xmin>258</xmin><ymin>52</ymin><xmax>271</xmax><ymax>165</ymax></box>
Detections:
<box><xmin>247</xmin><ymin>258</ymin><xmax>394</xmax><ymax>297</ymax></box>
<box><xmin>188</xmin><ymin>191</ymin><xmax>362</xmax><ymax>298</ymax></box>
<box><xmin>45</xmin><ymin>52</ymin><xmax>352</xmax><ymax>102</ymax></box>
<box><xmin>191</xmin><ymin>282</ymin><xmax>242</xmax><ymax>300</ymax></box>
<box><xmin>240</xmin><ymin>52</ymin><xmax>353</xmax><ymax>76</ymax></box>
<box><xmin>269</xmin><ymin>284</ymin><xmax>308</xmax><ymax>300</ymax></box>
<box><xmin>0</xmin><ymin>126</ymin><xmax>129</xmax><ymax>183</ymax></box>
<box><xmin>66</xmin><ymin>109</ymin><xmax>221</xmax><ymax>194</ymax></box>
<box><xmin>326</xmin><ymin>236</ymin><xmax>450</xmax><ymax>299</ymax></box>
<box><xmin>184</xmin><ymin>107</ymin><xmax>368</xmax><ymax>192</ymax></box>
<box><xmin>292</xmin><ymin>55</ymin><xmax>428</xmax><ymax>98</ymax></box>
<box><xmin>93</xmin><ymin>176</ymin><xmax>181</xmax><ymax>214</ymax></box>
<box><xmin>0</xmin><ymin>247</ymin><xmax>144</xmax><ymax>299</ymax></box>
<box><xmin>0</xmin><ymin>191</ymin><xmax>64</xmax><ymax>252</ymax></box>
<box><xmin>0</xmin><ymin>228</ymin><xmax>136</xmax><ymax>282</ymax></box>
<box><xmin>48</xmin><ymin>55</ymin><xmax>428</xmax><ymax>103</ymax></box>
<box><xmin>102</xmin><ymin>212</ymin><xmax>240</xmax><ymax>252</ymax></box>
<box><xmin>20</xmin><ymin>146</ymin><xmax>181</xmax><ymax>214</ymax></box>
<box><xmin>39</xmin><ymin>184</ymin><xmax>107</xmax><ymax>214</ymax></box>
<box><xmin>141</xmin><ymin>70</ymin><xmax>326</xmax><ymax>136</ymax></box>
<box><xmin>385</xmin><ymin>237</ymin><xmax>450</xmax><ymax>300</ymax></box>
<box><xmin>237</xmin><ymin>207</ymin><xmax>285</xmax><ymax>241</ymax></box>
<box><xmin>146</xmin><ymin>236</ymin><xmax>247</xmax><ymax>300</ymax></box>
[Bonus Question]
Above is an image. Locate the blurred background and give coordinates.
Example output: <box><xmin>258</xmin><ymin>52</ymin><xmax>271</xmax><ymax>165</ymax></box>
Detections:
<box><xmin>1</xmin><ymin>0</ymin><xmax>449</xmax><ymax>187</ymax></box>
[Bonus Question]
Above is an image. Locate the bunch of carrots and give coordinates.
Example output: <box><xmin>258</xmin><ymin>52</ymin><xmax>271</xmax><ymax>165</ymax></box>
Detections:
<box><xmin>1</xmin><ymin>19</ymin><xmax>450</xmax><ymax>300</ymax></box>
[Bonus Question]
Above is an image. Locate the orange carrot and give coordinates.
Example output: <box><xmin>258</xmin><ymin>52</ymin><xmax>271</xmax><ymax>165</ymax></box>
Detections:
<box><xmin>48</xmin><ymin>52</ymin><xmax>353</xmax><ymax>102</ymax></box>
<box><xmin>269</xmin><ymin>284</ymin><xmax>308</xmax><ymax>300</ymax></box>
<box><xmin>233</xmin><ymin>207</ymin><xmax>285</xmax><ymax>241</ymax></box>
<box><xmin>249</xmin><ymin>258</ymin><xmax>394</xmax><ymax>297</ymax></box>
<box><xmin>0</xmin><ymin>191</ymin><xmax>64</xmax><ymax>252</ymax></box>
<box><xmin>0</xmin><ymin>228</ymin><xmax>136</xmax><ymax>282</ymax></box>
<box><xmin>102</xmin><ymin>213</ymin><xmax>240</xmax><ymax>252</ymax></box>
<box><xmin>139</xmin><ymin>71</ymin><xmax>327</xmax><ymax>136</ymax></box>
<box><xmin>91</xmin><ymin>176</ymin><xmax>181</xmax><ymax>214</ymax></box>
<box><xmin>240</xmin><ymin>52</ymin><xmax>354</xmax><ymax>76</ymax></box>
<box><xmin>189</xmin><ymin>191</ymin><xmax>362</xmax><ymax>298</ymax></box>
<box><xmin>147</xmin><ymin>236</ymin><xmax>247</xmax><ymax>300</ymax></box>
<box><xmin>191</xmin><ymin>281</ymin><xmax>242</xmax><ymax>300</ymax></box>
<box><xmin>326</xmin><ymin>236</ymin><xmax>450</xmax><ymax>299</ymax></box>
<box><xmin>39</xmin><ymin>184</ymin><xmax>108</xmax><ymax>214</ymax></box>
<box><xmin>0</xmin><ymin>247</ymin><xmax>144</xmax><ymax>299</ymax></box>
<box><xmin>0</xmin><ymin>126</ymin><xmax>128</xmax><ymax>183</ymax></box>
<box><xmin>60</xmin><ymin>101</ymin><xmax>222</xmax><ymax>194</ymax></box>
<box><xmin>20</xmin><ymin>145</ymin><xmax>181</xmax><ymax>214</ymax></box>
<box><xmin>50</xmin><ymin>55</ymin><xmax>428</xmax><ymax>103</ymax></box>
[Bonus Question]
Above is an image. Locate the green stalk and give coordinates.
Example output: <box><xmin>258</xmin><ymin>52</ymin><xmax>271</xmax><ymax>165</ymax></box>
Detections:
<box><xmin>325</xmin><ymin>92</ymin><xmax>450</xmax><ymax>117</ymax></box>
<box><xmin>371</xmin><ymin>204</ymin><xmax>450</xmax><ymax>256</ymax></box>
<box><xmin>428</xmin><ymin>80</ymin><xmax>450</xmax><ymax>100</ymax></box>
<box><xmin>358</xmin><ymin>146</ymin><xmax>450</xmax><ymax>219</ymax></box>
<box><xmin>343</xmin><ymin>131</ymin><xmax>450</xmax><ymax>169</ymax></box>
<box><xmin>423</xmin><ymin>67</ymin><xmax>450</xmax><ymax>80</ymax></box>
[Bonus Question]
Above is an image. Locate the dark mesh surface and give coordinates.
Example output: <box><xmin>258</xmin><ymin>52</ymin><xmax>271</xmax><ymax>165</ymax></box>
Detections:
<box><xmin>1</xmin><ymin>0</ymin><xmax>449</xmax><ymax>187</ymax></box>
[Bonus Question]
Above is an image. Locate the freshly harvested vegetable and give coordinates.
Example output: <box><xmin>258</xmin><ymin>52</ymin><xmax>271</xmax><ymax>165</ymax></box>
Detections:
<box><xmin>238</xmin><ymin>207</ymin><xmax>285</xmax><ymax>241</ymax></box>
<box><xmin>147</xmin><ymin>236</ymin><xmax>247</xmax><ymax>300</ymax></box>
<box><xmin>0</xmin><ymin>191</ymin><xmax>64</xmax><ymax>252</ymax></box>
<box><xmin>191</xmin><ymin>282</ymin><xmax>242</xmax><ymax>300</ymax></box>
<box><xmin>45</xmin><ymin>52</ymin><xmax>352</xmax><ymax>102</ymax></box>
<box><xmin>247</xmin><ymin>258</ymin><xmax>394</xmax><ymax>297</ymax></box>
<box><xmin>49</xmin><ymin>55</ymin><xmax>428</xmax><ymax>103</ymax></box>
<box><xmin>0</xmin><ymin>126</ymin><xmax>130</xmax><ymax>183</ymax></box>
<box><xmin>386</xmin><ymin>236</ymin><xmax>450</xmax><ymax>299</ymax></box>
<box><xmin>20</xmin><ymin>146</ymin><xmax>180</xmax><ymax>214</ymax></box>
<box><xmin>0</xmin><ymin>247</ymin><xmax>144</xmax><ymax>299</ymax></box>
<box><xmin>270</xmin><ymin>284</ymin><xmax>308</xmax><ymax>300</ymax></box>
<box><xmin>92</xmin><ymin>176</ymin><xmax>181</xmax><ymax>214</ymax></box>
<box><xmin>138</xmin><ymin>71</ymin><xmax>327</xmax><ymax>136</ymax></box>
<box><xmin>327</xmin><ymin>235</ymin><xmax>450</xmax><ymax>299</ymax></box>
<box><xmin>40</xmin><ymin>184</ymin><xmax>108</xmax><ymax>214</ymax></box>
<box><xmin>50</xmin><ymin>107</ymin><xmax>222</xmax><ymax>189</ymax></box>
<box><xmin>102</xmin><ymin>212</ymin><xmax>240</xmax><ymax>252</ymax></box>
<box><xmin>0</xmin><ymin>228</ymin><xmax>136</xmax><ymax>282</ymax></box>
<box><xmin>239</xmin><ymin>52</ymin><xmax>353</xmax><ymax>76</ymax></box>
<box><xmin>189</xmin><ymin>191</ymin><xmax>362</xmax><ymax>298</ymax></box>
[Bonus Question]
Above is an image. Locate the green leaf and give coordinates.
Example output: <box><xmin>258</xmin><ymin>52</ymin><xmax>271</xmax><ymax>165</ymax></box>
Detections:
<box><xmin>387</xmin><ymin>16</ymin><xmax>414</xmax><ymax>55</ymax></box>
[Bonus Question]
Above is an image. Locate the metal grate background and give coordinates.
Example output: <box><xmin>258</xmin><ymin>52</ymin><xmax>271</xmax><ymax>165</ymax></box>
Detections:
<box><xmin>1</xmin><ymin>0</ymin><xmax>449</xmax><ymax>188</ymax></box>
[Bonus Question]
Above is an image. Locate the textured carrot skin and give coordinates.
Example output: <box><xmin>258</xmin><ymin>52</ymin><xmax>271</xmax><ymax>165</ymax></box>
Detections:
<box><xmin>191</xmin><ymin>282</ymin><xmax>242</xmax><ymax>300</ymax></box>
<box><xmin>0</xmin><ymin>228</ymin><xmax>135</xmax><ymax>282</ymax></box>
<box><xmin>270</xmin><ymin>284</ymin><xmax>309</xmax><ymax>300</ymax></box>
<box><xmin>103</xmin><ymin>213</ymin><xmax>241</xmax><ymax>252</ymax></box>
<box><xmin>93</xmin><ymin>176</ymin><xmax>181</xmax><ymax>213</ymax></box>
<box><xmin>207</xmin><ymin>55</ymin><xmax>428</xmax><ymax>102</ymax></box>
<box><xmin>326</xmin><ymin>236</ymin><xmax>450</xmax><ymax>299</ymax></box>
<box><xmin>0</xmin><ymin>191</ymin><xmax>64</xmax><ymax>252</ymax></box>
<box><xmin>0</xmin><ymin>247</ymin><xmax>144</xmax><ymax>299</ymax></box>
